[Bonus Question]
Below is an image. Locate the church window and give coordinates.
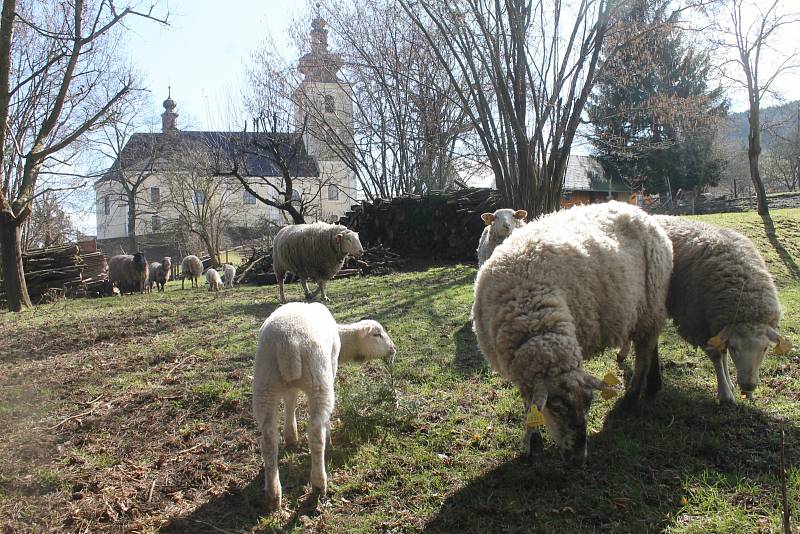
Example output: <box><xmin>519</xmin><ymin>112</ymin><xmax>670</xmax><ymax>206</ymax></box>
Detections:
<box><xmin>291</xmin><ymin>189</ymin><xmax>301</xmax><ymax>202</ymax></box>
<box><xmin>150</xmin><ymin>186</ymin><xmax>160</xmax><ymax>203</ymax></box>
<box><xmin>243</xmin><ymin>190</ymin><xmax>257</xmax><ymax>204</ymax></box>
<box><xmin>152</xmin><ymin>215</ymin><xmax>161</xmax><ymax>232</ymax></box>
<box><xmin>323</xmin><ymin>95</ymin><xmax>335</xmax><ymax>113</ymax></box>
<box><xmin>103</xmin><ymin>195</ymin><xmax>110</xmax><ymax>215</ymax></box>
<box><xmin>194</xmin><ymin>190</ymin><xmax>206</xmax><ymax>205</ymax></box>
<box><xmin>327</xmin><ymin>184</ymin><xmax>339</xmax><ymax>201</ymax></box>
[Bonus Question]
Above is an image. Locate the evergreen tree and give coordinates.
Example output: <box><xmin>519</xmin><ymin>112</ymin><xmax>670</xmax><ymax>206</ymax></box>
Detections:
<box><xmin>588</xmin><ymin>1</ymin><xmax>727</xmax><ymax>196</ymax></box>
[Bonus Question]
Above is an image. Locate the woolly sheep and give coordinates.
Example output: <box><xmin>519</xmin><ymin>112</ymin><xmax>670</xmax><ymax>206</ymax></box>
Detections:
<box><xmin>476</xmin><ymin>208</ymin><xmax>527</xmax><ymax>266</ymax></box>
<box><xmin>108</xmin><ymin>253</ymin><xmax>149</xmax><ymax>294</ymax></box>
<box><xmin>181</xmin><ymin>255</ymin><xmax>203</xmax><ymax>289</ymax></box>
<box><xmin>645</xmin><ymin>215</ymin><xmax>785</xmax><ymax>401</ymax></box>
<box><xmin>252</xmin><ymin>302</ymin><xmax>396</xmax><ymax>511</ymax></box>
<box><xmin>205</xmin><ymin>268</ymin><xmax>223</xmax><ymax>292</ymax></box>
<box><xmin>147</xmin><ymin>257</ymin><xmax>172</xmax><ymax>293</ymax></box>
<box><xmin>272</xmin><ymin>222</ymin><xmax>364</xmax><ymax>303</ymax></box>
<box><xmin>223</xmin><ymin>263</ymin><xmax>236</xmax><ymax>288</ymax></box>
<box><xmin>472</xmin><ymin>201</ymin><xmax>673</xmax><ymax>466</ymax></box>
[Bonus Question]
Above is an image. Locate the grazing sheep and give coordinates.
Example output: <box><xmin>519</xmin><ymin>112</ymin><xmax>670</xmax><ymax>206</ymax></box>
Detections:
<box><xmin>272</xmin><ymin>222</ymin><xmax>364</xmax><ymax>303</ymax></box>
<box><xmin>223</xmin><ymin>263</ymin><xmax>236</xmax><ymax>288</ymax></box>
<box><xmin>477</xmin><ymin>208</ymin><xmax>527</xmax><ymax>266</ymax></box>
<box><xmin>108</xmin><ymin>252</ymin><xmax>149</xmax><ymax>294</ymax></box>
<box><xmin>472</xmin><ymin>201</ymin><xmax>673</xmax><ymax>465</ymax></box>
<box><xmin>648</xmin><ymin>215</ymin><xmax>785</xmax><ymax>402</ymax></box>
<box><xmin>205</xmin><ymin>268</ymin><xmax>223</xmax><ymax>292</ymax></box>
<box><xmin>252</xmin><ymin>302</ymin><xmax>396</xmax><ymax>511</ymax></box>
<box><xmin>181</xmin><ymin>255</ymin><xmax>203</xmax><ymax>289</ymax></box>
<box><xmin>147</xmin><ymin>257</ymin><xmax>172</xmax><ymax>293</ymax></box>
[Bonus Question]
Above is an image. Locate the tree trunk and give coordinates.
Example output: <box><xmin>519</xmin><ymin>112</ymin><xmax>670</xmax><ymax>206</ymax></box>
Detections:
<box><xmin>0</xmin><ymin>216</ymin><xmax>32</xmax><ymax>311</ymax></box>
<box><xmin>127</xmin><ymin>197</ymin><xmax>137</xmax><ymax>252</ymax></box>
<box><xmin>748</xmin><ymin>103</ymin><xmax>769</xmax><ymax>216</ymax></box>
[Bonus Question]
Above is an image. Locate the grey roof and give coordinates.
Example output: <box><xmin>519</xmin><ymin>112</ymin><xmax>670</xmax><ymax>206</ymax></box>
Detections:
<box><xmin>563</xmin><ymin>155</ymin><xmax>630</xmax><ymax>193</ymax></box>
<box><xmin>99</xmin><ymin>130</ymin><xmax>319</xmax><ymax>184</ymax></box>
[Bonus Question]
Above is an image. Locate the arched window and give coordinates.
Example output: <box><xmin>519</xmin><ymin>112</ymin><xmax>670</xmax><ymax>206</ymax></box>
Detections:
<box><xmin>323</xmin><ymin>95</ymin><xmax>335</xmax><ymax>113</ymax></box>
<box><xmin>151</xmin><ymin>215</ymin><xmax>161</xmax><ymax>232</ymax></box>
<box><xmin>103</xmin><ymin>195</ymin><xmax>110</xmax><ymax>215</ymax></box>
<box><xmin>327</xmin><ymin>184</ymin><xmax>339</xmax><ymax>201</ymax></box>
<box><xmin>291</xmin><ymin>189</ymin><xmax>301</xmax><ymax>202</ymax></box>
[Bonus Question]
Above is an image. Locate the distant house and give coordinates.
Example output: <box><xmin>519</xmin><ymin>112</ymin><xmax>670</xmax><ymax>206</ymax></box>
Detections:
<box><xmin>561</xmin><ymin>155</ymin><xmax>632</xmax><ymax>208</ymax></box>
<box><xmin>95</xmin><ymin>16</ymin><xmax>356</xmax><ymax>249</ymax></box>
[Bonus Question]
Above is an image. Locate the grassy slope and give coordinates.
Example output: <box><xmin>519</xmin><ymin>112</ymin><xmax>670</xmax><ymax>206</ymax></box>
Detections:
<box><xmin>0</xmin><ymin>209</ymin><xmax>798</xmax><ymax>533</ymax></box>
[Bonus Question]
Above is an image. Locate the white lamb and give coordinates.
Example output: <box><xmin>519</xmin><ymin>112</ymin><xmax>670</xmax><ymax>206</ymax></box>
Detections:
<box><xmin>252</xmin><ymin>302</ymin><xmax>396</xmax><ymax>511</ymax></box>
<box><xmin>476</xmin><ymin>208</ymin><xmax>527</xmax><ymax>266</ymax></box>
<box><xmin>205</xmin><ymin>268</ymin><xmax>223</xmax><ymax>292</ymax></box>
<box><xmin>473</xmin><ymin>201</ymin><xmax>673</xmax><ymax>466</ymax></box>
<box><xmin>223</xmin><ymin>264</ymin><xmax>236</xmax><ymax>288</ymax></box>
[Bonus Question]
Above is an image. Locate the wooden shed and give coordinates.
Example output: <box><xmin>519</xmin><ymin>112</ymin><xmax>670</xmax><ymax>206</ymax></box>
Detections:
<box><xmin>561</xmin><ymin>155</ymin><xmax>632</xmax><ymax>208</ymax></box>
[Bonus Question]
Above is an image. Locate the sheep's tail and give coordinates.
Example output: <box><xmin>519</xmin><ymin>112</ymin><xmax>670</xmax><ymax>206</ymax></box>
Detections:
<box><xmin>277</xmin><ymin>341</ymin><xmax>303</xmax><ymax>383</ymax></box>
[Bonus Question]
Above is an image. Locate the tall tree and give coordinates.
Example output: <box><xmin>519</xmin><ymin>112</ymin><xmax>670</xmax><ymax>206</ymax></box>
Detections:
<box><xmin>711</xmin><ymin>0</ymin><xmax>800</xmax><ymax>215</ymax></box>
<box><xmin>0</xmin><ymin>0</ymin><xmax>167</xmax><ymax>311</ymax></box>
<box><xmin>589</xmin><ymin>0</ymin><xmax>727</xmax><ymax>196</ymax></box>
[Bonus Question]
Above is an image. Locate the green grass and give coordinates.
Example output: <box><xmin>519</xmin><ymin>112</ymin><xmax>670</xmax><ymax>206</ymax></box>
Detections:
<box><xmin>0</xmin><ymin>208</ymin><xmax>798</xmax><ymax>533</ymax></box>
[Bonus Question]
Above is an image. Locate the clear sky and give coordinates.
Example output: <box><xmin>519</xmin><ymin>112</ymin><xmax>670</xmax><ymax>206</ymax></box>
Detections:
<box><xmin>121</xmin><ymin>0</ymin><xmax>305</xmax><ymax>130</ymax></box>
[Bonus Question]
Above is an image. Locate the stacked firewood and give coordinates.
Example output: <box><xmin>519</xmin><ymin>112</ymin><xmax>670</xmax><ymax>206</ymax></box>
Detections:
<box><xmin>0</xmin><ymin>244</ymin><xmax>111</xmax><ymax>304</ymax></box>
<box><xmin>235</xmin><ymin>243</ymin><xmax>401</xmax><ymax>285</ymax></box>
<box><xmin>337</xmin><ymin>188</ymin><xmax>502</xmax><ymax>262</ymax></box>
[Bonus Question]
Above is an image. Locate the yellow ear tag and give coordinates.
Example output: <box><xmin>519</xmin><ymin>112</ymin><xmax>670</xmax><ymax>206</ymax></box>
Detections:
<box><xmin>707</xmin><ymin>335</ymin><xmax>726</xmax><ymax>352</ymax></box>
<box><xmin>601</xmin><ymin>372</ymin><xmax>620</xmax><ymax>400</ymax></box>
<box><xmin>775</xmin><ymin>336</ymin><xmax>793</xmax><ymax>356</ymax></box>
<box><xmin>526</xmin><ymin>405</ymin><xmax>545</xmax><ymax>429</ymax></box>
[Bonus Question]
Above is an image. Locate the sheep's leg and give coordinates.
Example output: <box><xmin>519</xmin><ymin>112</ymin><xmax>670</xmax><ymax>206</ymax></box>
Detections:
<box><xmin>276</xmin><ymin>270</ymin><xmax>287</xmax><ymax>303</ymax></box>
<box><xmin>622</xmin><ymin>334</ymin><xmax>656</xmax><ymax>410</ymax></box>
<box><xmin>721</xmin><ymin>352</ymin><xmax>737</xmax><ymax>395</ymax></box>
<box><xmin>307</xmin><ymin>387</ymin><xmax>334</xmax><ymax>497</ymax></box>
<box><xmin>317</xmin><ymin>281</ymin><xmax>329</xmax><ymax>302</ymax></box>
<box><xmin>254</xmin><ymin>393</ymin><xmax>282</xmax><ymax>512</ymax></box>
<box><xmin>616</xmin><ymin>340</ymin><xmax>631</xmax><ymax>364</ymax></box>
<box><xmin>283</xmin><ymin>389</ymin><xmax>300</xmax><ymax>448</ymax></box>
<box><xmin>644</xmin><ymin>345</ymin><xmax>662</xmax><ymax>399</ymax></box>
<box><xmin>301</xmin><ymin>279</ymin><xmax>314</xmax><ymax>301</ymax></box>
<box><xmin>709</xmin><ymin>350</ymin><xmax>735</xmax><ymax>402</ymax></box>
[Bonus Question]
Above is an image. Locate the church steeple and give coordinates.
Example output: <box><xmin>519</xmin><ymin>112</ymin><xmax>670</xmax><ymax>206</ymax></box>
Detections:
<box><xmin>298</xmin><ymin>16</ymin><xmax>342</xmax><ymax>83</ymax></box>
<box><xmin>161</xmin><ymin>87</ymin><xmax>178</xmax><ymax>132</ymax></box>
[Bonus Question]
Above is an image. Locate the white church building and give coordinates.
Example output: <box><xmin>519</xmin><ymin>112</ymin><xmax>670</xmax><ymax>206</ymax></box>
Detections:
<box><xmin>94</xmin><ymin>16</ymin><xmax>356</xmax><ymax>244</ymax></box>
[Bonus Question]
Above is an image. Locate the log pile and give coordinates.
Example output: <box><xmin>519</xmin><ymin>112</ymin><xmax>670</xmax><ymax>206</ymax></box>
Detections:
<box><xmin>0</xmin><ymin>244</ymin><xmax>111</xmax><ymax>305</ymax></box>
<box><xmin>337</xmin><ymin>188</ymin><xmax>502</xmax><ymax>262</ymax></box>
<box><xmin>235</xmin><ymin>244</ymin><xmax>401</xmax><ymax>285</ymax></box>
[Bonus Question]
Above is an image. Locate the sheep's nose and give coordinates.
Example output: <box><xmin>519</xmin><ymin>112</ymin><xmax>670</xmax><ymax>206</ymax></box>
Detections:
<box><xmin>740</xmin><ymin>381</ymin><xmax>757</xmax><ymax>395</ymax></box>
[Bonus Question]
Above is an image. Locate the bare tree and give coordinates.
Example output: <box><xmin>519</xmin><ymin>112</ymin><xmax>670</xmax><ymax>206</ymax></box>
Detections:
<box><xmin>94</xmin><ymin>95</ymin><xmax>163</xmax><ymax>252</ymax></box>
<box><xmin>0</xmin><ymin>0</ymin><xmax>167</xmax><ymax>311</ymax></box>
<box><xmin>20</xmin><ymin>191</ymin><xmax>76</xmax><ymax>250</ymax></box>
<box><xmin>212</xmin><ymin>114</ymin><xmax>325</xmax><ymax>225</ymax></box>
<box><xmin>711</xmin><ymin>0</ymin><xmax>800</xmax><ymax>215</ymax></box>
<box><xmin>162</xmin><ymin>140</ymin><xmax>239</xmax><ymax>266</ymax></box>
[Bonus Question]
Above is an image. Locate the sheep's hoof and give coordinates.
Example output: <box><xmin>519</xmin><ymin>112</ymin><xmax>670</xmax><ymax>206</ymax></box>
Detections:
<box><xmin>265</xmin><ymin>493</ymin><xmax>282</xmax><ymax>514</ymax></box>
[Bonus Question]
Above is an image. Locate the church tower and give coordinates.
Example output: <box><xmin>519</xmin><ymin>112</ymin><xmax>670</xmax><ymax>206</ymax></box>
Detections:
<box><xmin>294</xmin><ymin>15</ymin><xmax>356</xmax><ymax>220</ymax></box>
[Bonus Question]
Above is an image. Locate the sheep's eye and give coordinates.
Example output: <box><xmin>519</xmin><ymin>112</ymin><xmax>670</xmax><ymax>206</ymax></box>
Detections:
<box><xmin>372</xmin><ymin>332</ymin><xmax>382</xmax><ymax>337</ymax></box>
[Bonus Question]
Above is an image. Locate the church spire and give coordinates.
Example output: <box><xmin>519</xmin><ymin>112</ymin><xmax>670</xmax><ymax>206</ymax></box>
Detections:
<box><xmin>161</xmin><ymin>87</ymin><xmax>178</xmax><ymax>132</ymax></box>
<box><xmin>298</xmin><ymin>15</ymin><xmax>342</xmax><ymax>83</ymax></box>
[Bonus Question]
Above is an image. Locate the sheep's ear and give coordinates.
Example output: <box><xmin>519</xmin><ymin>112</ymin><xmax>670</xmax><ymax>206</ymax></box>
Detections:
<box><xmin>585</xmin><ymin>371</ymin><xmax>620</xmax><ymax>399</ymax></box>
<box><xmin>481</xmin><ymin>213</ymin><xmax>495</xmax><ymax>225</ymax></box>
<box><xmin>706</xmin><ymin>325</ymin><xmax>733</xmax><ymax>352</ymax></box>
<box><xmin>531</xmin><ymin>381</ymin><xmax>548</xmax><ymax>411</ymax></box>
<box><xmin>514</xmin><ymin>209</ymin><xmax>528</xmax><ymax>220</ymax></box>
<box><xmin>766</xmin><ymin>326</ymin><xmax>781</xmax><ymax>344</ymax></box>
<box><xmin>335</xmin><ymin>233</ymin><xmax>343</xmax><ymax>244</ymax></box>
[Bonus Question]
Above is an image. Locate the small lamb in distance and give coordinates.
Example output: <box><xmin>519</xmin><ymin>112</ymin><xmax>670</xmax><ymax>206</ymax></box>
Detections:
<box><xmin>223</xmin><ymin>264</ymin><xmax>236</xmax><ymax>289</ymax></box>
<box><xmin>477</xmin><ymin>208</ymin><xmax>527</xmax><ymax>266</ymax></box>
<box><xmin>252</xmin><ymin>302</ymin><xmax>396</xmax><ymax>512</ymax></box>
<box><xmin>205</xmin><ymin>268</ymin><xmax>223</xmax><ymax>292</ymax></box>
<box><xmin>148</xmin><ymin>257</ymin><xmax>171</xmax><ymax>293</ymax></box>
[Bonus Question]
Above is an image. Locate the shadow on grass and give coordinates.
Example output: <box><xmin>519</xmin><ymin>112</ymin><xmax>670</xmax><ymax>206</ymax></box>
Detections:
<box><xmin>422</xmin><ymin>386</ymin><xmax>800</xmax><ymax>533</ymax></box>
<box><xmin>761</xmin><ymin>214</ymin><xmax>800</xmax><ymax>281</ymax></box>
<box><xmin>454</xmin><ymin>320</ymin><xmax>488</xmax><ymax>375</ymax></box>
<box><xmin>159</xmin><ymin>395</ymin><xmax>395</xmax><ymax>533</ymax></box>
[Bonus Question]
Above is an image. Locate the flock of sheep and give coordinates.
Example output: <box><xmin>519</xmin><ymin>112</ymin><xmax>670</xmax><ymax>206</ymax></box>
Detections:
<box><xmin>106</xmin><ymin>253</ymin><xmax>237</xmax><ymax>295</ymax></box>
<box><xmin>108</xmin><ymin>203</ymin><xmax>793</xmax><ymax>512</ymax></box>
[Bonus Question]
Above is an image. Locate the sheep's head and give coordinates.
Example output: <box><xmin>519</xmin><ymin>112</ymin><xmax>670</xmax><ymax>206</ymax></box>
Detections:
<box><xmin>706</xmin><ymin>323</ymin><xmax>784</xmax><ymax>398</ymax></box>
<box><xmin>481</xmin><ymin>209</ymin><xmax>527</xmax><ymax>239</ymax></box>
<box><xmin>527</xmin><ymin>371</ymin><xmax>613</xmax><ymax>467</ymax></box>
<box><xmin>336</xmin><ymin>229</ymin><xmax>364</xmax><ymax>258</ymax></box>
<box><xmin>349</xmin><ymin>320</ymin><xmax>396</xmax><ymax>362</ymax></box>
<box><xmin>162</xmin><ymin>257</ymin><xmax>172</xmax><ymax>271</ymax></box>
